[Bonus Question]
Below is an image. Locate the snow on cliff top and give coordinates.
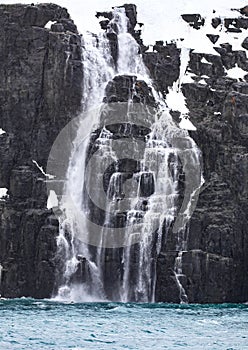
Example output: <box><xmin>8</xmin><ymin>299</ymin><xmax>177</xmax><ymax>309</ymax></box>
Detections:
<box><xmin>1</xmin><ymin>1</ymin><xmax>247</xmax><ymax>48</ymax></box>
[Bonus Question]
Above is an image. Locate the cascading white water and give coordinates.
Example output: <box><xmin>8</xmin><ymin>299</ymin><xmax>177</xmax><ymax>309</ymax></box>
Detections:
<box><xmin>55</xmin><ymin>30</ymin><xmax>115</xmax><ymax>302</ymax></box>
<box><xmin>0</xmin><ymin>264</ymin><xmax>3</xmax><ymax>286</ymax></box>
<box><xmin>113</xmin><ymin>9</ymin><xmax>147</xmax><ymax>76</ymax></box>
<box><xmin>55</xmin><ymin>7</ymin><xmax>202</xmax><ymax>303</ymax></box>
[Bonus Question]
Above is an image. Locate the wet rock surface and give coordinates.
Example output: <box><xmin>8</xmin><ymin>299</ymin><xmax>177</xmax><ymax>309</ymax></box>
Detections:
<box><xmin>0</xmin><ymin>3</ymin><xmax>247</xmax><ymax>303</ymax></box>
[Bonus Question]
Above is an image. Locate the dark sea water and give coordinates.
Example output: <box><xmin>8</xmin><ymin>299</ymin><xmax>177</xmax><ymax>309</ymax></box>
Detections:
<box><xmin>0</xmin><ymin>299</ymin><xmax>247</xmax><ymax>349</ymax></box>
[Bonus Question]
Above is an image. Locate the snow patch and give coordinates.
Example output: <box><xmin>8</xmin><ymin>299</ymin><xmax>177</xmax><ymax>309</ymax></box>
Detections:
<box><xmin>32</xmin><ymin>160</ymin><xmax>55</xmax><ymax>179</ymax></box>
<box><xmin>201</xmin><ymin>57</ymin><xmax>211</xmax><ymax>64</ymax></box>
<box><xmin>0</xmin><ymin>188</ymin><xmax>8</xmax><ymax>199</ymax></box>
<box><xmin>226</xmin><ymin>65</ymin><xmax>247</xmax><ymax>80</ymax></box>
<box><xmin>166</xmin><ymin>82</ymin><xmax>189</xmax><ymax>115</ymax></box>
<box><xmin>198</xmin><ymin>79</ymin><xmax>207</xmax><ymax>85</ymax></box>
<box><xmin>45</xmin><ymin>21</ymin><xmax>56</xmax><ymax>29</ymax></box>
<box><xmin>166</xmin><ymin>47</ymin><xmax>190</xmax><ymax>114</ymax></box>
<box><xmin>0</xmin><ymin>0</ymin><xmax>246</xmax><ymax>51</ymax></box>
<box><xmin>166</xmin><ymin>47</ymin><xmax>196</xmax><ymax>131</ymax></box>
<box><xmin>167</xmin><ymin>2</ymin><xmax>248</xmax><ymax>58</ymax></box>
<box><xmin>47</xmin><ymin>190</ymin><xmax>58</xmax><ymax>209</ymax></box>
<box><xmin>146</xmin><ymin>45</ymin><xmax>154</xmax><ymax>53</ymax></box>
<box><xmin>182</xmin><ymin>72</ymin><xmax>196</xmax><ymax>84</ymax></box>
<box><xmin>179</xmin><ymin>117</ymin><xmax>197</xmax><ymax>131</ymax></box>
<box><xmin>178</xmin><ymin>47</ymin><xmax>190</xmax><ymax>86</ymax></box>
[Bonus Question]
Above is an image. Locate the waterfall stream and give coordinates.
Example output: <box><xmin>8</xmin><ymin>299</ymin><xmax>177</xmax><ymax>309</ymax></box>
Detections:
<box><xmin>54</xmin><ymin>7</ymin><xmax>202</xmax><ymax>303</ymax></box>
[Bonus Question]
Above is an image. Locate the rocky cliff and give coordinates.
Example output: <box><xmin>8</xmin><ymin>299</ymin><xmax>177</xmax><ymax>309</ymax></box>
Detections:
<box><xmin>0</xmin><ymin>3</ymin><xmax>83</xmax><ymax>298</ymax></box>
<box><xmin>156</xmin><ymin>45</ymin><xmax>248</xmax><ymax>303</ymax></box>
<box><xmin>0</xmin><ymin>3</ymin><xmax>247</xmax><ymax>303</ymax></box>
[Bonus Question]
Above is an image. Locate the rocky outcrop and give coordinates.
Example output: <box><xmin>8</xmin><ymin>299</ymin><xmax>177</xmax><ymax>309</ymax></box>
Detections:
<box><xmin>0</xmin><ymin>3</ymin><xmax>83</xmax><ymax>298</ymax></box>
<box><xmin>181</xmin><ymin>14</ymin><xmax>205</xmax><ymax>30</ymax></box>
<box><xmin>143</xmin><ymin>41</ymin><xmax>180</xmax><ymax>95</ymax></box>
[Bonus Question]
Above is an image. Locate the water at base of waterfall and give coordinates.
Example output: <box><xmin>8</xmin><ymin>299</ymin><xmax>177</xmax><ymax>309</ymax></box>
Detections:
<box><xmin>1</xmin><ymin>299</ymin><xmax>247</xmax><ymax>349</ymax></box>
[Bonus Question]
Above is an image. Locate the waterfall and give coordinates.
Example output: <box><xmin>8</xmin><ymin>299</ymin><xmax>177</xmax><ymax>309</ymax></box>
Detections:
<box><xmin>55</xmin><ymin>30</ymin><xmax>115</xmax><ymax>302</ymax></box>
<box><xmin>0</xmin><ymin>264</ymin><xmax>3</xmax><ymax>285</ymax></box>
<box><xmin>54</xmin><ymin>7</ymin><xmax>202</xmax><ymax>303</ymax></box>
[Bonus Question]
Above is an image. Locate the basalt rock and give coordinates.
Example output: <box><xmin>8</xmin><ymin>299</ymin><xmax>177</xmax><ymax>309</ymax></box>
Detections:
<box><xmin>156</xmin><ymin>41</ymin><xmax>248</xmax><ymax>303</ymax></box>
<box><xmin>181</xmin><ymin>14</ymin><xmax>205</xmax><ymax>30</ymax></box>
<box><xmin>212</xmin><ymin>17</ymin><xmax>221</xmax><ymax>29</ymax></box>
<box><xmin>224</xmin><ymin>17</ymin><xmax>248</xmax><ymax>31</ymax></box>
<box><xmin>240</xmin><ymin>5</ymin><xmax>248</xmax><ymax>16</ymax></box>
<box><xmin>242</xmin><ymin>37</ymin><xmax>248</xmax><ymax>50</ymax></box>
<box><xmin>143</xmin><ymin>42</ymin><xmax>180</xmax><ymax>95</ymax></box>
<box><xmin>0</xmin><ymin>3</ymin><xmax>83</xmax><ymax>298</ymax></box>
<box><xmin>206</xmin><ymin>34</ymin><xmax>219</xmax><ymax>44</ymax></box>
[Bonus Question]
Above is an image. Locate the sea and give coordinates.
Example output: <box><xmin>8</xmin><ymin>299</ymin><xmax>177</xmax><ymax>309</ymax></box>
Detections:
<box><xmin>0</xmin><ymin>299</ymin><xmax>247</xmax><ymax>349</ymax></box>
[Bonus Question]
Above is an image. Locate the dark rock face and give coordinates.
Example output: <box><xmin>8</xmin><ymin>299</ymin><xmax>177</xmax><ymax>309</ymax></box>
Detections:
<box><xmin>104</xmin><ymin>75</ymin><xmax>157</xmax><ymax>106</ymax></box>
<box><xmin>206</xmin><ymin>34</ymin><xmax>219</xmax><ymax>44</ymax></box>
<box><xmin>242</xmin><ymin>37</ymin><xmax>248</xmax><ymax>50</ymax></box>
<box><xmin>143</xmin><ymin>42</ymin><xmax>180</xmax><ymax>95</ymax></box>
<box><xmin>0</xmin><ymin>3</ymin><xmax>83</xmax><ymax>298</ymax></box>
<box><xmin>181</xmin><ymin>14</ymin><xmax>205</xmax><ymax>29</ymax></box>
<box><xmin>155</xmin><ymin>37</ymin><xmax>248</xmax><ymax>303</ymax></box>
<box><xmin>0</xmin><ymin>3</ymin><xmax>247</xmax><ymax>303</ymax></box>
<box><xmin>212</xmin><ymin>17</ymin><xmax>221</xmax><ymax>29</ymax></box>
<box><xmin>224</xmin><ymin>17</ymin><xmax>248</xmax><ymax>32</ymax></box>
<box><xmin>240</xmin><ymin>5</ymin><xmax>248</xmax><ymax>16</ymax></box>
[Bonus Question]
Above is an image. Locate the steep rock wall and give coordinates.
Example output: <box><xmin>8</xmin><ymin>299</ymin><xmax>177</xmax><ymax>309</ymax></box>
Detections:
<box><xmin>0</xmin><ymin>3</ymin><xmax>83</xmax><ymax>298</ymax></box>
<box><xmin>154</xmin><ymin>38</ymin><xmax>248</xmax><ymax>303</ymax></box>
